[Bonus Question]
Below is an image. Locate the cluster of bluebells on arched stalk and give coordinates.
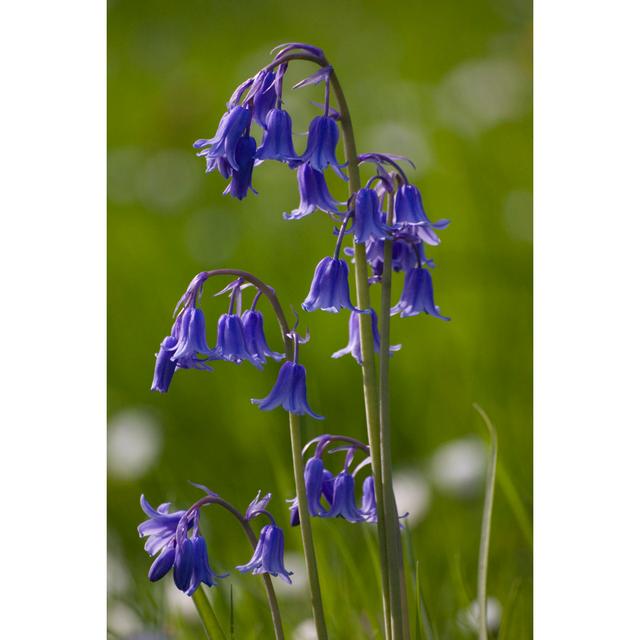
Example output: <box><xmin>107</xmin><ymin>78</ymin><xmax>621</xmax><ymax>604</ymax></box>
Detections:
<box><xmin>288</xmin><ymin>435</ymin><xmax>382</xmax><ymax>526</ymax></box>
<box><xmin>193</xmin><ymin>43</ymin><xmax>451</xmax><ymax>361</ymax></box>
<box><xmin>138</xmin><ymin>484</ymin><xmax>292</xmax><ymax>596</ymax></box>
<box><xmin>150</xmin><ymin>270</ymin><xmax>323</xmax><ymax>420</ymax></box>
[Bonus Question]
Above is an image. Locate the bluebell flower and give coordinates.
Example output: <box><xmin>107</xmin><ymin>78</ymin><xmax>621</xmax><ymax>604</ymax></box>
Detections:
<box><xmin>353</xmin><ymin>188</ymin><xmax>391</xmax><ymax>244</ymax></box>
<box><xmin>251</xmin><ymin>360</ymin><xmax>323</xmax><ymax>419</ymax></box>
<box><xmin>289</xmin><ymin>467</ymin><xmax>334</xmax><ymax>526</ymax></box>
<box><xmin>299</xmin><ymin>115</ymin><xmax>347</xmax><ymax>179</ymax></box>
<box><xmin>216</xmin><ymin>313</ymin><xmax>260</xmax><ymax>367</ymax></box>
<box><xmin>236</xmin><ymin>524</ymin><xmax>293</xmax><ymax>584</ymax></box>
<box><xmin>256</xmin><ymin>108</ymin><xmax>298</xmax><ymax>163</ymax></box>
<box><xmin>285</xmin><ymin>163</ymin><xmax>342</xmax><ymax>220</ymax></box>
<box><xmin>302</xmin><ymin>256</ymin><xmax>359</xmax><ymax>313</ymax></box>
<box><xmin>174</xmin><ymin>535</ymin><xmax>224</xmax><ymax>595</ymax></box>
<box><xmin>205</xmin><ymin>156</ymin><xmax>232</xmax><ymax>179</ymax></box>
<box><xmin>223</xmin><ymin>135</ymin><xmax>257</xmax><ymax>200</ymax></box>
<box><xmin>244</xmin><ymin>490</ymin><xmax>272</xmax><ymax>520</ymax></box>
<box><xmin>251</xmin><ymin>71</ymin><xmax>277</xmax><ymax>129</ymax></box>
<box><xmin>360</xmin><ymin>475</ymin><xmax>377</xmax><ymax>523</ymax></box>
<box><xmin>324</xmin><ymin>470</ymin><xmax>365</xmax><ymax>523</ymax></box>
<box><xmin>151</xmin><ymin>335</ymin><xmax>178</xmax><ymax>393</ymax></box>
<box><xmin>171</xmin><ymin>307</ymin><xmax>217</xmax><ymax>369</ymax></box>
<box><xmin>148</xmin><ymin>544</ymin><xmax>176</xmax><ymax>582</ymax></box>
<box><xmin>391</xmin><ymin>267</ymin><xmax>450</xmax><ymax>320</ymax></box>
<box><xmin>138</xmin><ymin>495</ymin><xmax>191</xmax><ymax>557</ymax></box>
<box><xmin>332</xmin><ymin>310</ymin><xmax>401</xmax><ymax>364</ymax></box>
<box><xmin>241</xmin><ymin>309</ymin><xmax>284</xmax><ymax>364</ymax></box>
<box><xmin>394</xmin><ymin>184</ymin><xmax>450</xmax><ymax>245</ymax></box>
<box><xmin>194</xmin><ymin>105</ymin><xmax>251</xmax><ymax>172</ymax></box>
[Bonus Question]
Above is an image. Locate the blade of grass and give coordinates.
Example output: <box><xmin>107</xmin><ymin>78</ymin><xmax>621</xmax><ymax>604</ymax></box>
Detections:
<box><xmin>473</xmin><ymin>404</ymin><xmax>498</xmax><ymax>640</ymax></box>
<box><xmin>496</xmin><ymin>461</ymin><xmax>533</xmax><ymax>549</ymax></box>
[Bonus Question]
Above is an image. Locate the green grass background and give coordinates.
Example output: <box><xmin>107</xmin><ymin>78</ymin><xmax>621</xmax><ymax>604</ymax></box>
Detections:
<box><xmin>107</xmin><ymin>1</ymin><xmax>532</xmax><ymax>638</ymax></box>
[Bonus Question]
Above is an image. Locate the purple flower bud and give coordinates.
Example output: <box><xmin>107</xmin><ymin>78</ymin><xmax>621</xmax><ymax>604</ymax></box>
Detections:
<box><xmin>285</xmin><ymin>163</ymin><xmax>342</xmax><ymax>220</ymax></box>
<box><xmin>256</xmin><ymin>108</ymin><xmax>298</xmax><ymax>163</ymax></box>
<box><xmin>215</xmin><ymin>313</ymin><xmax>260</xmax><ymax>368</ymax></box>
<box><xmin>148</xmin><ymin>544</ymin><xmax>176</xmax><ymax>582</ymax></box>
<box><xmin>302</xmin><ymin>256</ymin><xmax>359</xmax><ymax>314</ymax></box>
<box><xmin>151</xmin><ymin>335</ymin><xmax>178</xmax><ymax>393</ymax></box>
<box><xmin>194</xmin><ymin>105</ymin><xmax>251</xmax><ymax>172</ymax></box>
<box><xmin>391</xmin><ymin>267</ymin><xmax>450</xmax><ymax>320</ymax></box>
<box><xmin>245</xmin><ymin>490</ymin><xmax>272</xmax><ymax>520</ymax></box>
<box><xmin>241</xmin><ymin>310</ymin><xmax>284</xmax><ymax>364</ymax></box>
<box><xmin>173</xmin><ymin>537</ymin><xmax>195</xmax><ymax>592</ymax></box>
<box><xmin>138</xmin><ymin>496</ymin><xmax>190</xmax><ymax>557</ymax></box>
<box><xmin>353</xmin><ymin>188</ymin><xmax>391</xmax><ymax>244</ymax></box>
<box><xmin>223</xmin><ymin>135</ymin><xmax>257</xmax><ymax>200</ymax></box>
<box><xmin>252</xmin><ymin>71</ymin><xmax>277</xmax><ymax>129</ymax></box>
<box><xmin>332</xmin><ymin>310</ymin><xmax>401</xmax><ymax>365</ymax></box>
<box><xmin>251</xmin><ymin>360</ymin><xmax>323</xmax><ymax>419</ymax></box>
<box><xmin>299</xmin><ymin>115</ymin><xmax>347</xmax><ymax>179</ymax></box>
<box><xmin>185</xmin><ymin>535</ymin><xmax>224</xmax><ymax>595</ymax></box>
<box><xmin>323</xmin><ymin>471</ymin><xmax>365</xmax><ymax>523</ymax></box>
<box><xmin>237</xmin><ymin>524</ymin><xmax>293</xmax><ymax>584</ymax></box>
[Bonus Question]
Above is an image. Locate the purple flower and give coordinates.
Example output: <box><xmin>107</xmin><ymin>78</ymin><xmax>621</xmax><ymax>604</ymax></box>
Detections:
<box><xmin>251</xmin><ymin>71</ymin><xmax>277</xmax><ymax>129</ymax></box>
<box><xmin>332</xmin><ymin>310</ymin><xmax>401</xmax><ymax>365</ymax></box>
<box><xmin>353</xmin><ymin>188</ymin><xmax>390</xmax><ymax>244</ymax></box>
<box><xmin>171</xmin><ymin>307</ymin><xmax>217</xmax><ymax>369</ymax></box>
<box><xmin>223</xmin><ymin>135</ymin><xmax>257</xmax><ymax>200</ymax></box>
<box><xmin>251</xmin><ymin>360</ymin><xmax>323</xmax><ymax>419</ymax></box>
<box><xmin>323</xmin><ymin>470</ymin><xmax>365</xmax><ymax>523</ymax></box>
<box><xmin>391</xmin><ymin>267</ymin><xmax>450</xmax><ymax>320</ymax></box>
<box><xmin>299</xmin><ymin>115</ymin><xmax>347</xmax><ymax>179</ymax></box>
<box><xmin>138</xmin><ymin>495</ymin><xmax>190</xmax><ymax>557</ymax></box>
<box><xmin>148</xmin><ymin>545</ymin><xmax>176</xmax><ymax>582</ymax></box>
<box><xmin>174</xmin><ymin>535</ymin><xmax>224</xmax><ymax>595</ymax></box>
<box><xmin>360</xmin><ymin>475</ymin><xmax>377</xmax><ymax>523</ymax></box>
<box><xmin>241</xmin><ymin>309</ymin><xmax>284</xmax><ymax>364</ymax></box>
<box><xmin>237</xmin><ymin>524</ymin><xmax>293</xmax><ymax>584</ymax></box>
<box><xmin>151</xmin><ymin>335</ymin><xmax>178</xmax><ymax>393</ymax></box>
<box><xmin>302</xmin><ymin>256</ymin><xmax>359</xmax><ymax>313</ymax></box>
<box><xmin>215</xmin><ymin>313</ymin><xmax>260</xmax><ymax>367</ymax></box>
<box><xmin>194</xmin><ymin>105</ymin><xmax>251</xmax><ymax>172</ymax></box>
<box><xmin>289</xmin><ymin>467</ymin><xmax>334</xmax><ymax>526</ymax></box>
<box><xmin>394</xmin><ymin>184</ymin><xmax>450</xmax><ymax>245</ymax></box>
<box><xmin>256</xmin><ymin>108</ymin><xmax>298</xmax><ymax>163</ymax></box>
<box><xmin>244</xmin><ymin>490</ymin><xmax>272</xmax><ymax>520</ymax></box>
<box><xmin>285</xmin><ymin>163</ymin><xmax>342</xmax><ymax>220</ymax></box>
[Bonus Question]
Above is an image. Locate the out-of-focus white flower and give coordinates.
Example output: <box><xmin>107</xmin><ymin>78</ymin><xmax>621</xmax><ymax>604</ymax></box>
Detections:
<box><xmin>108</xmin><ymin>602</ymin><xmax>143</xmax><ymax>637</ymax></box>
<box><xmin>293</xmin><ymin>618</ymin><xmax>318</xmax><ymax>640</ymax></box>
<box><xmin>272</xmin><ymin>552</ymin><xmax>308</xmax><ymax>599</ymax></box>
<box><xmin>163</xmin><ymin>580</ymin><xmax>199</xmax><ymax>619</ymax></box>
<box><xmin>108</xmin><ymin>408</ymin><xmax>162</xmax><ymax>480</ymax></box>
<box><xmin>429</xmin><ymin>437</ymin><xmax>487</xmax><ymax>498</ymax></box>
<box><xmin>457</xmin><ymin>597</ymin><xmax>502</xmax><ymax>635</ymax></box>
<box><xmin>392</xmin><ymin>469</ymin><xmax>432</xmax><ymax>525</ymax></box>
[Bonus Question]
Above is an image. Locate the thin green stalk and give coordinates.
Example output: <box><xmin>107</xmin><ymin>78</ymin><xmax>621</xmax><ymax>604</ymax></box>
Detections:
<box><xmin>328</xmin><ymin>68</ymin><xmax>400</xmax><ymax>639</ymax></box>
<box><xmin>192</xmin><ymin>586</ymin><xmax>227</xmax><ymax>640</ymax></box>
<box><xmin>289</xmin><ymin>411</ymin><xmax>329</xmax><ymax>640</ymax></box>
<box><xmin>379</xmin><ymin>190</ymin><xmax>410</xmax><ymax>638</ymax></box>
<box><xmin>473</xmin><ymin>404</ymin><xmax>498</xmax><ymax>640</ymax></box>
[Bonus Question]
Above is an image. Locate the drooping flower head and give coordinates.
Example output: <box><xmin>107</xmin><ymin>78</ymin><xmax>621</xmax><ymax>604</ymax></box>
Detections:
<box><xmin>285</xmin><ymin>163</ymin><xmax>343</xmax><ymax>220</ymax></box>
<box><xmin>332</xmin><ymin>310</ymin><xmax>401</xmax><ymax>365</ymax></box>
<box><xmin>391</xmin><ymin>266</ymin><xmax>450</xmax><ymax>320</ymax></box>
<box><xmin>151</xmin><ymin>335</ymin><xmax>179</xmax><ymax>393</ymax></box>
<box><xmin>223</xmin><ymin>135</ymin><xmax>257</xmax><ymax>200</ymax></box>
<box><xmin>241</xmin><ymin>307</ymin><xmax>284</xmax><ymax>365</ymax></box>
<box><xmin>393</xmin><ymin>184</ymin><xmax>450</xmax><ymax>245</ymax></box>
<box><xmin>250</xmin><ymin>70</ymin><xmax>278</xmax><ymax>129</ymax></box>
<box><xmin>302</xmin><ymin>256</ymin><xmax>360</xmax><ymax>314</ymax></box>
<box><xmin>299</xmin><ymin>115</ymin><xmax>347</xmax><ymax>179</ymax></box>
<box><xmin>353</xmin><ymin>188</ymin><xmax>391</xmax><ymax>244</ymax></box>
<box><xmin>216</xmin><ymin>312</ymin><xmax>261</xmax><ymax>368</ymax></box>
<box><xmin>256</xmin><ymin>108</ymin><xmax>298</xmax><ymax>163</ymax></box>
<box><xmin>237</xmin><ymin>492</ymin><xmax>293</xmax><ymax>584</ymax></box>
<box><xmin>360</xmin><ymin>475</ymin><xmax>377</xmax><ymax>523</ymax></box>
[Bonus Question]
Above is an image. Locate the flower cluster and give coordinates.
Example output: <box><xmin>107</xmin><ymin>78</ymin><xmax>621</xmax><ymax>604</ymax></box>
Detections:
<box><xmin>288</xmin><ymin>435</ymin><xmax>384</xmax><ymax>526</ymax></box>
<box><xmin>138</xmin><ymin>486</ymin><xmax>292</xmax><ymax>596</ymax></box>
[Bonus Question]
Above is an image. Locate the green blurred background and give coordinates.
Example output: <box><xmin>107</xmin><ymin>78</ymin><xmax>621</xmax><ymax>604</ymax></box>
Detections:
<box><xmin>107</xmin><ymin>1</ymin><xmax>532</xmax><ymax>638</ymax></box>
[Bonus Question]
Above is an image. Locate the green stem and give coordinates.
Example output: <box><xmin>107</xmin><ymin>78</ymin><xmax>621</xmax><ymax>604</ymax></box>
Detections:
<box><xmin>192</xmin><ymin>587</ymin><xmax>227</xmax><ymax>640</ymax></box>
<box><xmin>328</xmin><ymin>68</ymin><xmax>400</xmax><ymax>639</ymax></box>
<box><xmin>473</xmin><ymin>404</ymin><xmax>498</xmax><ymax>640</ymax></box>
<box><xmin>289</xmin><ymin>411</ymin><xmax>329</xmax><ymax>640</ymax></box>
<box><xmin>379</xmin><ymin>190</ymin><xmax>411</xmax><ymax>638</ymax></box>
